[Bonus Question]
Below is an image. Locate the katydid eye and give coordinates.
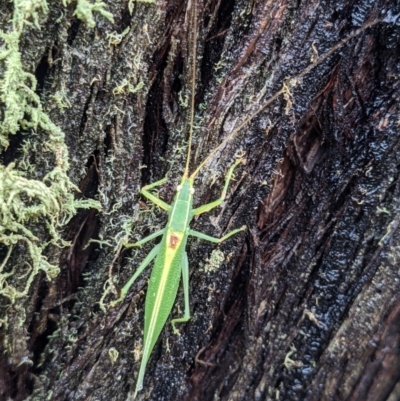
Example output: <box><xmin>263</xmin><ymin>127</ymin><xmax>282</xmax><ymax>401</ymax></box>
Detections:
<box><xmin>190</xmin><ymin>188</ymin><xmax>195</xmax><ymax>194</ymax></box>
<box><xmin>177</xmin><ymin>185</ymin><xmax>182</xmax><ymax>191</ymax></box>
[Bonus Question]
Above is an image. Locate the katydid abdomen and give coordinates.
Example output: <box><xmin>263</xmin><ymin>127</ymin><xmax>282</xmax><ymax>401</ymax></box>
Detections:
<box><xmin>135</xmin><ymin>183</ymin><xmax>191</xmax><ymax>396</ymax></box>
<box><xmin>144</xmin><ymin>233</ymin><xmax>188</xmax><ymax>350</ymax></box>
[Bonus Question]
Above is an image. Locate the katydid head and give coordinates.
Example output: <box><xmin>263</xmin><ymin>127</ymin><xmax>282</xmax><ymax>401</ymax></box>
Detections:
<box><xmin>176</xmin><ymin>177</ymin><xmax>195</xmax><ymax>198</ymax></box>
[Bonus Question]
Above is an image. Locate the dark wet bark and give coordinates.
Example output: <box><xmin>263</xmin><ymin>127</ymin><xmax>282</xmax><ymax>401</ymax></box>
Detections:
<box><xmin>1</xmin><ymin>0</ymin><xmax>400</xmax><ymax>400</ymax></box>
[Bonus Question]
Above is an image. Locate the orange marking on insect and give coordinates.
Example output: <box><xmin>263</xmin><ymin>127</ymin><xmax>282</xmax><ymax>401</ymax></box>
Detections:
<box><xmin>169</xmin><ymin>235</ymin><xmax>180</xmax><ymax>249</ymax></box>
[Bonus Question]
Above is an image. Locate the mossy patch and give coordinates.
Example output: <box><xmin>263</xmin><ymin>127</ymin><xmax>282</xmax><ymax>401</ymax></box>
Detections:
<box><xmin>62</xmin><ymin>0</ymin><xmax>114</xmax><ymax>28</ymax></box>
<box><xmin>0</xmin><ymin>0</ymin><xmax>111</xmax><ymax>304</ymax></box>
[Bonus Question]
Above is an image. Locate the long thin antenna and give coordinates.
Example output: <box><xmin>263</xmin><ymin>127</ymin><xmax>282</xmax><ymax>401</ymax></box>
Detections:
<box><xmin>190</xmin><ymin>18</ymin><xmax>381</xmax><ymax>179</ymax></box>
<box><xmin>184</xmin><ymin>0</ymin><xmax>198</xmax><ymax>177</ymax></box>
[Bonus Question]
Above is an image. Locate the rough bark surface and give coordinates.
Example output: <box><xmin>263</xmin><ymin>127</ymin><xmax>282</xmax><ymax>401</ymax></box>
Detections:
<box><xmin>1</xmin><ymin>1</ymin><xmax>399</xmax><ymax>400</ymax></box>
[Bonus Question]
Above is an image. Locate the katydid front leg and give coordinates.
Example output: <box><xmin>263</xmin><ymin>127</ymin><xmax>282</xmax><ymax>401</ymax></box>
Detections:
<box><xmin>140</xmin><ymin>176</ymin><xmax>170</xmax><ymax>211</ymax></box>
<box><xmin>191</xmin><ymin>158</ymin><xmax>246</xmax><ymax>239</ymax></box>
<box><xmin>191</xmin><ymin>158</ymin><xmax>244</xmax><ymax>216</ymax></box>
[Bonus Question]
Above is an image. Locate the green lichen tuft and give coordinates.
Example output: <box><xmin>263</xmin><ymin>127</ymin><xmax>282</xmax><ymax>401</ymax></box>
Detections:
<box><xmin>62</xmin><ymin>0</ymin><xmax>114</xmax><ymax>28</ymax></box>
<box><xmin>0</xmin><ymin>1</ymin><xmax>103</xmax><ymax>304</ymax></box>
<box><xmin>0</xmin><ymin>29</ymin><xmax>49</xmax><ymax>148</ymax></box>
<box><xmin>13</xmin><ymin>0</ymin><xmax>49</xmax><ymax>31</ymax></box>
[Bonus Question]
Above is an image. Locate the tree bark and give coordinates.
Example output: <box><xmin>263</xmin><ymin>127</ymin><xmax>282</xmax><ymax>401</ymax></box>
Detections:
<box><xmin>1</xmin><ymin>1</ymin><xmax>399</xmax><ymax>400</ymax></box>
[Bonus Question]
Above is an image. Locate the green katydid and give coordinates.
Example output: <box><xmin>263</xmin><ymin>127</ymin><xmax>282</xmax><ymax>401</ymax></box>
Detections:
<box><xmin>109</xmin><ymin>0</ymin><xmax>381</xmax><ymax>396</ymax></box>
<box><xmin>110</xmin><ymin>1</ymin><xmax>245</xmax><ymax>397</ymax></box>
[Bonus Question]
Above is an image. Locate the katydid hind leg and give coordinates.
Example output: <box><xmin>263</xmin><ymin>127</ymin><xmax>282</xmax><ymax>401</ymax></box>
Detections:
<box><xmin>192</xmin><ymin>159</ymin><xmax>243</xmax><ymax>217</ymax></box>
<box><xmin>111</xmin><ymin>243</ymin><xmax>161</xmax><ymax>307</ymax></box>
<box><xmin>171</xmin><ymin>252</ymin><xmax>190</xmax><ymax>334</ymax></box>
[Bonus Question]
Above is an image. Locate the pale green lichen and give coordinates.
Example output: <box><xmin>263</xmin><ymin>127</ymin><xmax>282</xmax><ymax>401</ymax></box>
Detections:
<box><xmin>62</xmin><ymin>0</ymin><xmax>114</xmax><ymax>28</ymax></box>
<box><xmin>112</xmin><ymin>48</ymin><xmax>145</xmax><ymax>95</ymax></box>
<box><xmin>0</xmin><ymin>29</ymin><xmax>54</xmax><ymax>148</ymax></box>
<box><xmin>13</xmin><ymin>0</ymin><xmax>114</xmax><ymax>32</ymax></box>
<box><xmin>204</xmin><ymin>249</ymin><xmax>225</xmax><ymax>273</ymax></box>
<box><xmin>98</xmin><ymin>211</ymin><xmax>140</xmax><ymax>312</ymax></box>
<box><xmin>50</xmin><ymin>85</ymin><xmax>72</xmax><ymax>110</ymax></box>
<box><xmin>108</xmin><ymin>347</ymin><xmax>119</xmax><ymax>365</ymax></box>
<box><xmin>113</xmin><ymin>79</ymin><xmax>144</xmax><ymax>95</ymax></box>
<box><xmin>107</xmin><ymin>26</ymin><xmax>130</xmax><ymax>46</ymax></box>
<box><xmin>0</xmin><ymin>159</ymin><xmax>98</xmax><ymax>303</ymax></box>
<box><xmin>0</xmin><ymin>1</ymin><xmax>104</xmax><ymax>304</ymax></box>
<box><xmin>128</xmin><ymin>0</ymin><xmax>155</xmax><ymax>15</ymax></box>
<box><xmin>13</xmin><ymin>0</ymin><xmax>49</xmax><ymax>31</ymax></box>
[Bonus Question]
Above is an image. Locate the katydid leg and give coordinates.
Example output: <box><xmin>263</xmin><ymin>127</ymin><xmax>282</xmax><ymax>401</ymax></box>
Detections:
<box><xmin>124</xmin><ymin>228</ymin><xmax>165</xmax><ymax>248</ymax></box>
<box><xmin>191</xmin><ymin>159</ymin><xmax>242</xmax><ymax>216</ymax></box>
<box><xmin>189</xmin><ymin>226</ymin><xmax>245</xmax><ymax>243</ymax></box>
<box><xmin>141</xmin><ymin>177</ymin><xmax>170</xmax><ymax>211</ymax></box>
<box><xmin>111</xmin><ymin>243</ymin><xmax>161</xmax><ymax>307</ymax></box>
<box><xmin>171</xmin><ymin>252</ymin><xmax>190</xmax><ymax>334</ymax></box>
